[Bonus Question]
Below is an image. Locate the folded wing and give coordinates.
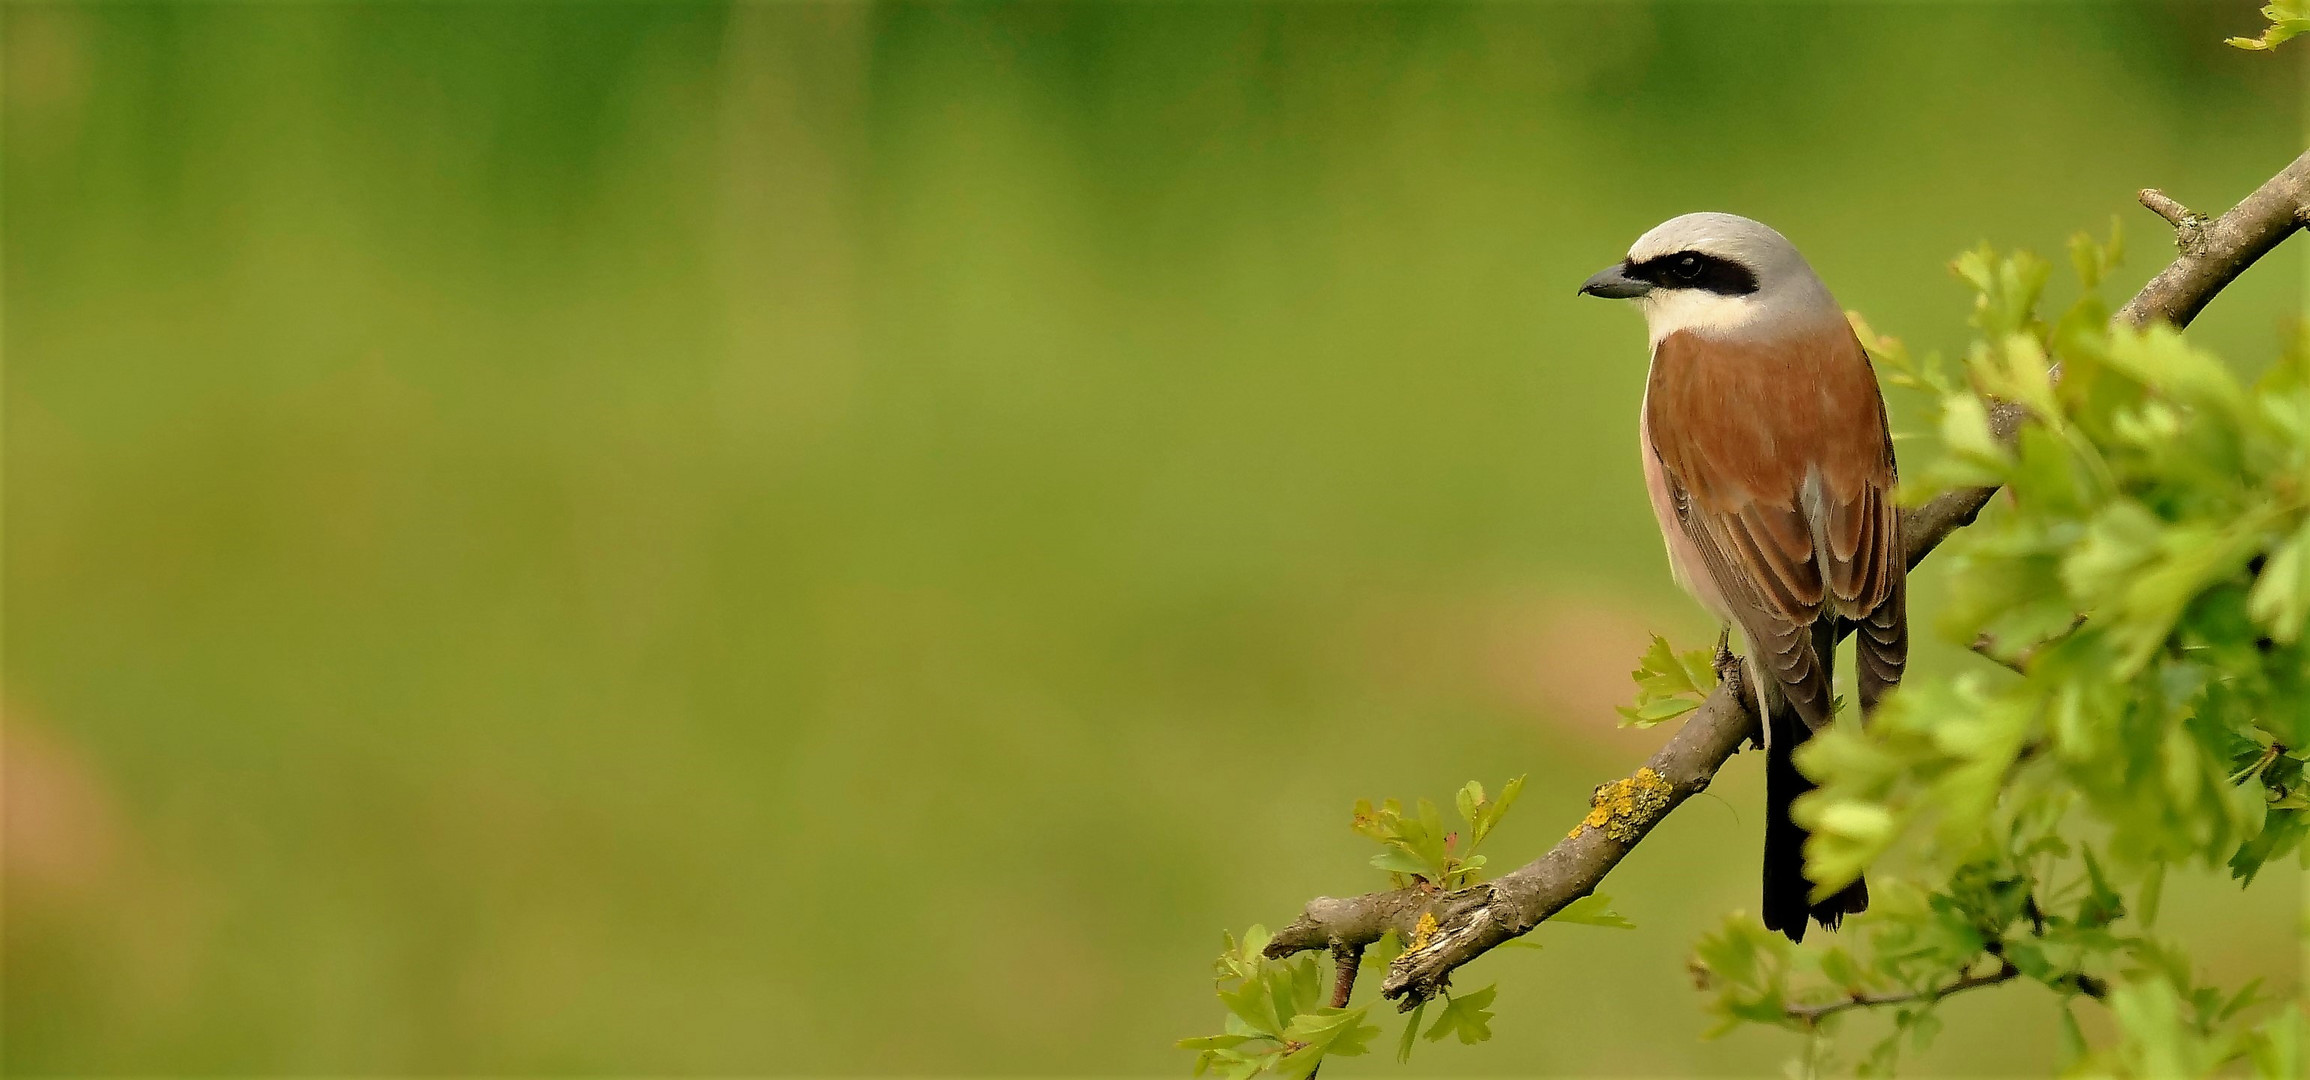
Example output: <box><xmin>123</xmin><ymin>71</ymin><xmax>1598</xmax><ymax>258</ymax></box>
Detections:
<box><xmin>1644</xmin><ymin>324</ymin><xmax>1905</xmax><ymax>730</ymax></box>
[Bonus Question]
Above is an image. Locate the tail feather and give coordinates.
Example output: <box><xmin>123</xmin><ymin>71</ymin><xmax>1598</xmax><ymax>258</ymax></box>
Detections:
<box><xmin>1761</xmin><ymin>619</ymin><xmax>1869</xmax><ymax>944</ymax></box>
<box><xmin>1855</xmin><ymin>576</ymin><xmax>1908</xmax><ymax>714</ymax></box>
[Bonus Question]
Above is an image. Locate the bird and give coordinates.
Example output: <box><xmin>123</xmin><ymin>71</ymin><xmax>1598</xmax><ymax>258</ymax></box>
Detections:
<box><xmin>1578</xmin><ymin>212</ymin><xmax>1906</xmax><ymax>942</ymax></box>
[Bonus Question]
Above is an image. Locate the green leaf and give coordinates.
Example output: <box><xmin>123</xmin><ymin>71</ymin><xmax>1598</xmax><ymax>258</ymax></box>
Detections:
<box><xmin>1272</xmin><ymin>1045</ymin><xmax>1323</xmax><ymax>1080</ymax></box>
<box><xmin>2249</xmin><ymin>1005</ymin><xmax>2302</xmax><ymax>1079</ymax></box>
<box><xmin>2067</xmin><ymin>223</ymin><xmax>2124</xmax><ymax>291</ymax></box>
<box><xmin>1621</xmin><ymin>634</ymin><xmax>1718</xmax><ymax>729</ymax></box>
<box><xmin>1178</xmin><ymin>1034</ymin><xmax>1261</xmax><ymax>1052</ymax></box>
<box><xmin>2076</xmin><ymin>847</ymin><xmax>2124</xmax><ymax>929</ymax></box>
<box><xmin>1286</xmin><ymin>955</ymin><xmax>1323</xmax><ymax>1019</ymax></box>
<box><xmin>2249</xmin><ymin>521</ymin><xmax>2308</xmax><ymax>644</ymax></box>
<box><xmin>1978</xmin><ymin>332</ymin><xmax>2061</xmax><ymax>424</ymax></box>
<box><xmin>1476</xmin><ymin>775</ymin><xmax>1526</xmax><ymax>845</ymax></box>
<box><xmin>1550</xmin><ymin>893</ymin><xmax>1637</xmax><ymax>929</ymax></box>
<box><xmin>1283</xmin><ymin>1006</ymin><xmax>1379</xmax><ymax>1057</ymax></box>
<box><xmin>1618</xmin><ymin>697</ymin><xmax>1703</xmax><ymax>725</ymax></box>
<box><xmin>1908</xmin><ymin>1009</ymin><xmax>1945</xmax><ymax>1052</ymax></box>
<box><xmin>1818</xmin><ymin>946</ymin><xmax>1865</xmax><ymax>992</ymax></box>
<box><xmin>1422</xmin><ymin>984</ymin><xmax>1499</xmax><ymax>1045</ymax></box>
<box><xmin>2063</xmin><ymin>501</ymin><xmax>2164</xmax><ymax>603</ymax></box>
<box><xmin>1415</xmin><ymin>799</ymin><xmax>1447</xmax><ymax>867</ymax></box>
<box><xmin>2219</xmin><ymin>977</ymin><xmax>2266</xmax><ymax>1022</ymax></box>
<box><xmin>1369</xmin><ymin>848</ymin><xmax>1431</xmax><ymax>877</ymax></box>
<box><xmin>1396</xmin><ymin>1001</ymin><xmax>1427</xmax><ymax>1064</ymax></box>
<box><xmin>2228</xmin><ymin>0</ymin><xmax>2310</xmax><ymax>50</ymax></box>
<box><xmin>2231</xmin><ymin>808</ymin><xmax>2309</xmax><ymax>885</ymax></box>
<box><xmin>2058</xmin><ymin>1006</ymin><xmax>2088</xmax><ymax>1070</ymax></box>
<box><xmin>1928</xmin><ymin>392</ymin><xmax>2012</xmax><ymax>488</ymax></box>
<box><xmin>1219</xmin><ymin>979</ymin><xmax>1284</xmax><ymax>1038</ymax></box>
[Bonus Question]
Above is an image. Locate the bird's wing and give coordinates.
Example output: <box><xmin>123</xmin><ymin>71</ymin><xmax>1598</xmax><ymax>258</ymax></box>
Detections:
<box><xmin>1645</xmin><ymin>323</ymin><xmax>1902</xmax><ymax>730</ymax></box>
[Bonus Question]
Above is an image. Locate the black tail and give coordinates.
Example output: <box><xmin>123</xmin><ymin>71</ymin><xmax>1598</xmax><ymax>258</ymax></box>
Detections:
<box><xmin>1761</xmin><ymin>620</ymin><xmax>1869</xmax><ymax>944</ymax></box>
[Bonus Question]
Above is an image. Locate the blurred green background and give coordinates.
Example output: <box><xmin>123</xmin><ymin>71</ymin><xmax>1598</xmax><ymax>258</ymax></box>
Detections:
<box><xmin>3</xmin><ymin>1</ymin><xmax>2302</xmax><ymax>1074</ymax></box>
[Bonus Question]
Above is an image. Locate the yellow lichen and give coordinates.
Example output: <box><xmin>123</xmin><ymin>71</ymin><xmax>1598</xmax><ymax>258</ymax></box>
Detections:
<box><xmin>1409</xmin><ymin>911</ymin><xmax>1439</xmax><ymax>950</ymax></box>
<box><xmin>1567</xmin><ymin>767</ymin><xmax>1676</xmax><ymax>842</ymax></box>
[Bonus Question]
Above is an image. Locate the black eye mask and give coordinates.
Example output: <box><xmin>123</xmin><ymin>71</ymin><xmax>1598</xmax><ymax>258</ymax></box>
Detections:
<box><xmin>1624</xmin><ymin>250</ymin><xmax>1760</xmax><ymax>296</ymax></box>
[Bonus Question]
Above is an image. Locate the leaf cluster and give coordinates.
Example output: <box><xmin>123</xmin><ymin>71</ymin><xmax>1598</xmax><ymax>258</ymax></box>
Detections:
<box><xmin>1184</xmin><ymin>779</ymin><xmax>1631</xmax><ymax>1075</ymax></box>
<box><xmin>1723</xmin><ymin>226</ymin><xmax>2310</xmax><ymax>1075</ymax></box>
<box><xmin>1618</xmin><ymin>633</ymin><xmax>1721</xmax><ymax>728</ymax></box>
<box><xmin>2227</xmin><ymin>0</ymin><xmax>2310</xmax><ymax>50</ymax></box>
<box><xmin>1182</xmin><ymin>925</ymin><xmax>1382</xmax><ymax>1080</ymax></box>
<box><xmin>1352</xmin><ymin>777</ymin><xmax>1525</xmax><ymax>890</ymax></box>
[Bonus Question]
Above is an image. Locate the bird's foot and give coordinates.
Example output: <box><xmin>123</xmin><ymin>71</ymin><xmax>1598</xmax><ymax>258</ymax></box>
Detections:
<box><xmin>1712</xmin><ymin>626</ymin><xmax>1739</xmax><ymax>683</ymax></box>
<box><xmin>1712</xmin><ymin>627</ymin><xmax>1761</xmax><ymax>749</ymax></box>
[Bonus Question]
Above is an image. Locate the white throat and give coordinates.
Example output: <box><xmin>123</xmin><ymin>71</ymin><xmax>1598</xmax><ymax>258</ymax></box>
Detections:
<box><xmin>1636</xmin><ymin>275</ymin><xmax>1844</xmax><ymax>347</ymax></box>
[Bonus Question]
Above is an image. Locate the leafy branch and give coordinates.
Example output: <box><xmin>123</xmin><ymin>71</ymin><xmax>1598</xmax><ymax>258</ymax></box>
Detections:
<box><xmin>1183</xmin><ymin>779</ymin><xmax>1628</xmax><ymax>1076</ymax></box>
<box><xmin>1618</xmin><ymin>633</ymin><xmax>1722</xmax><ymax>729</ymax></box>
<box><xmin>1192</xmin><ymin>148</ymin><xmax>2310</xmax><ymax>1077</ymax></box>
<box><xmin>1777</xmin><ymin>961</ymin><xmax>2020</xmax><ymax>1025</ymax></box>
<box><xmin>2226</xmin><ymin>0</ymin><xmax>2310</xmax><ymax>51</ymax></box>
<box><xmin>1768</xmin><ymin>176</ymin><xmax>2310</xmax><ymax>1072</ymax></box>
<box><xmin>1352</xmin><ymin>777</ymin><xmax>1525</xmax><ymax>891</ymax></box>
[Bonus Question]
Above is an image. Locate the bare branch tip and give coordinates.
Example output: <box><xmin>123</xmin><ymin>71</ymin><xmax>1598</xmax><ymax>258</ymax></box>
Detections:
<box><xmin>1968</xmin><ymin>632</ymin><xmax>2028</xmax><ymax>675</ymax></box>
<box><xmin>1265</xmin><ymin>914</ymin><xmax>1327</xmax><ymax>959</ymax></box>
<box><xmin>1327</xmin><ymin>943</ymin><xmax>1364</xmax><ymax>1008</ymax></box>
<box><xmin>2138</xmin><ymin>188</ymin><xmax>2197</xmax><ymax>227</ymax></box>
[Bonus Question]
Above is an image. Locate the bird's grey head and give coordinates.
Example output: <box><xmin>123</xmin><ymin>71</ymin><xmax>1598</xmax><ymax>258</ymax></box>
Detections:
<box><xmin>1578</xmin><ymin>212</ymin><xmax>1843</xmax><ymax>344</ymax></box>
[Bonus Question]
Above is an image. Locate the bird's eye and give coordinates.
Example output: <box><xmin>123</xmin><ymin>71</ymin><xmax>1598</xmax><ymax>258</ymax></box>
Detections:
<box><xmin>1672</xmin><ymin>255</ymin><xmax>1703</xmax><ymax>281</ymax></box>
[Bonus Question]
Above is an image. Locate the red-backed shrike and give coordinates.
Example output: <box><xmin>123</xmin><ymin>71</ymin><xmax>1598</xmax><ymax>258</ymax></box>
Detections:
<box><xmin>1580</xmin><ymin>213</ymin><xmax>1905</xmax><ymax>942</ymax></box>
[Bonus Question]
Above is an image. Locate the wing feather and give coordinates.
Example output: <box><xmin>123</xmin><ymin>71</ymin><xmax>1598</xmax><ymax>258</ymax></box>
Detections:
<box><xmin>1645</xmin><ymin>323</ymin><xmax>1906</xmax><ymax>730</ymax></box>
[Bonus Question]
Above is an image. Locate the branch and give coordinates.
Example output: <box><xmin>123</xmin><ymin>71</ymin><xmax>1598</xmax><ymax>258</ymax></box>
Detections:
<box><xmin>1262</xmin><ymin>147</ymin><xmax>2310</xmax><ymax>1010</ymax></box>
<box><xmin>1328</xmin><ymin>943</ymin><xmax>1362</xmax><ymax>1008</ymax></box>
<box><xmin>1782</xmin><ymin>962</ymin><xmax>2021</xmax><ymax>1025</ymax></box>
<box><xmin>1968</xmin><ymin>632</ymin><xmax>2029</xmax><ymax>674</ymax></box>
<box><xmin>1972</xmin><ymin>612</ymin><xmax>2087</xmax><ymax>675</ymax></box>
<box><xmin>2138</xmin><ymin>189</ymin><xmax>2209</xmax><ymax>249</ymax></box>
<box><xmin>2119</xmin><ymin>154</ymin><xmax>2310</xmax><ymax>328</ymax></box>
<box><xmin>1779</xmin><ymin>924</ymin><xmax>2108</xmax><ymax>1026</ymax></box>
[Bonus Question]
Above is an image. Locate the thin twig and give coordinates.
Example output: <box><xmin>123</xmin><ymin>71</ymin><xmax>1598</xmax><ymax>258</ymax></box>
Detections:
<box><xmin>2139</xmin><ymin>188</ymin><xmax>2209</xmax><ymax>254</ymax></box>
<box><xmin>1329</xmin><ymin>943</ymin><xmax>1363</xmax><ymax>1009</ymax></box>
<box><xmin>1972</xmin><ymin>612</ymin><xmax>2089</xmax><ymax>674</ymax></box>
<box><xmin>1969</xmin><ymin>633</ymin><xmax>2030</xmax><ymax>674</ymax></box>
<box><xmin>1784</xmin><ymin>962</ymin><xmax>2021</xmax><ymax>1025</ymax></box>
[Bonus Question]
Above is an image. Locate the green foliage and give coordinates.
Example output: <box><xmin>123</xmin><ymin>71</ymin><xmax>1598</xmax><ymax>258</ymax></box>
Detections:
<box><xmin>1186</xmin><ymin>779</ymin><xmax>1634</xmax><ymax>1074</ymax></box>
<box><xmin>1183</xmin><ymin>925</ymin><xmax>1382</xmax><ymax>1080</ymax></box>
<box><xmin>1551</xmin><ymin>893</ymin><xmax>1639</xmax><ymax>930</ymax></box>
<box><xmin>1196</xmin><ymin>223</ymin><xmax>2304</xmax><ymax>1075</ymax></box>
<box><xmin>1352</xmin><ymin>776</ymin><xmax>1525</xmax><ymax>890</ymax></box>
<box><xmin>1717</xmin><ymin>226</ymin><xmax>2309</xmax><ymax>1076</ymax></box>
<box><xmin>1420</xmin><ymin>984</ymin><xmax>1498</xmax><ymax>1045</ymax></box>
<box><xmin>2227</xmin><ymin>0</ymin><xmax>2310</xmax><ymax>50</ymax></box>
<box><xmin>1198</xmin><ymin>221</ymin><xmax>2303</xmax><ymax>1075</ymax></box>
<box><xmin>1618</xmin><ymin>633</ymin><xmax>1722</xmax><ymax>727</ymax></box>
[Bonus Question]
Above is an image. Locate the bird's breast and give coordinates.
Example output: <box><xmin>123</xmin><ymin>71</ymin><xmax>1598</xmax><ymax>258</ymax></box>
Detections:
<box><xmin>1639</xmin><ymin>378</ymin><xmax>1735</xmax><ymax>623</ymax></box>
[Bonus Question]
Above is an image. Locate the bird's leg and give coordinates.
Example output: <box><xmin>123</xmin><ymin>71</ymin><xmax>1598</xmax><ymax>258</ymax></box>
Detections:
<box><xmin>1712</xmin><ymin>625</ymin><xmax>1761</xmax><ymax>749</ymax></box>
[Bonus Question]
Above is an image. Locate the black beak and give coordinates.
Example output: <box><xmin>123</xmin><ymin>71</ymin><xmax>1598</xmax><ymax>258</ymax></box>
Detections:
<box><xmin>1578</xmin><ymin>263</ymin><xmax>1652</xmax><ymax>299</ymax></box>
